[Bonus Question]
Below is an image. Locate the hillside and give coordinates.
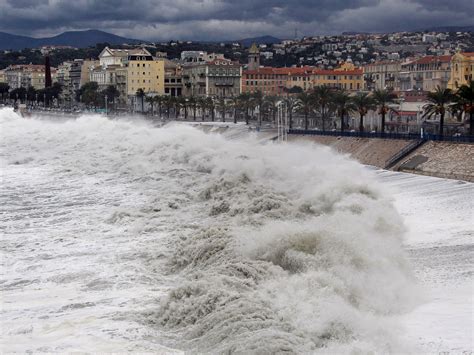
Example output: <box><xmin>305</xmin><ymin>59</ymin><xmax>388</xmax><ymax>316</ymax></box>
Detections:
<box><xmin>0</xmin><ymin>30</ymin><xmax>145</xmax><ymax>50</ymax></box>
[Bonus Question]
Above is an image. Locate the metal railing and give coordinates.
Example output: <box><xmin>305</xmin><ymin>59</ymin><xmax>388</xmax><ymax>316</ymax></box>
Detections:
<box><xmin>289</xmin><ymin>129</ymin><xmax>474</xmax><ymax>143</ymax></box>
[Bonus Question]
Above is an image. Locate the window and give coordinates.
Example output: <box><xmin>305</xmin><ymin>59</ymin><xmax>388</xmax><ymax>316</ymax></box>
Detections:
<box><xmin>143</xmin><ymin>63</ymin><xmax>145</xmax><ymax>67</ymax></box>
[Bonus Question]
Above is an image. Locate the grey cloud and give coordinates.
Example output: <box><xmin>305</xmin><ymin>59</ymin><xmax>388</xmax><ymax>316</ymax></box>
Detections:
<box><xmin>0</xmin><ymin>0</ymin><xmax>471</xmax><ymax>41</ymax></box>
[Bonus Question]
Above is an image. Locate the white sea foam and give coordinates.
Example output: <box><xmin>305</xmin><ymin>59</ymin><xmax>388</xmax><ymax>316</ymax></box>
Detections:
<box><xmin>1</xmin><ymin>108</ymin><xmax>421</xmax><ymax>353</ymax></box>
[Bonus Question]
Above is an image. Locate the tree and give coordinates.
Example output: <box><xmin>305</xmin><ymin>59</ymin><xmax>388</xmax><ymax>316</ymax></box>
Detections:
<box><xmin>145</xmin><ymin>95</ymin><xmax>155</xmax><ymax>115</ymax></box>
<box><xmin>283</xmin><ymin>95</ymin><xmax>298</xmax><ymax>129</ymax></box>
<box><xmin>423</xmin><ymin>86</ymin><xmax>454</xmax><ymax>136</ymax></box>
<box><xmin>237</xmin><ymin>93</ymin><xmax>253</xmax><ymax>125</ymax></box>
<box><xmin>216</xmin><ymin>97</ymin><xmax>228</xmax><ymax>122</ymax></box>
<box><xmin>176</xmin><ymin>96</ymin><xmax>186</xmax><ymax>119</ymax></box>
<box><xmin>252</xmin><ymin>91</ymin><xmax>264</xmax><ymax>127</ymax></box>
<box><xmin>312</xmin><ymin>85</ymin><xmax>334</xmax><ymax>131</ymax></box>
<box><xmin>230</xmin><ymin>96</ymin><xmax>240</xmax><ymax>124</ymax></box>
<box><xmin>333</xmin><ymin>90</ymin><xmax>355</xmax><ymax>132</ymax></box>
<box><xmin>102</xmin><ymin>85</ymin><xmax>120</xmax><ymax>111</ymax></box>
<box><xmin>373</xmin><ymin>89</ymin><xmax>398</xmax><ymax>133</ymax></box>
<box><xmin>296</xmin><ymin>91</ymin><xmax>314</xmax><ymax>130</ymax></box>
<box><xmin>136</xmin><ymin>88</ymin><xmax>145</xmax><ymax>113</ymax></box>
<box><xmin>205</xmin><ymin>97</ymin><xmax>215</xmax><ymax>121</ymax></box>
<box><xmin>26</xmin><ymin>86</ymin><xmax>37</xmax><ymax>103</ymax></box>
<box><xmin>0</xmin><ymin>82</ymin><xmax>10</xmax><ymax>103</ymax></box>
<box><xmin>77</xmin><ymin>82</ymin><xmax>100</xmax><ymax>107</ymax></box>
<box><xmin>10</xmin><ymin>87</ymin><xmax>27</xmax><ymax>102</ymax></box>
<box><xmin>154</xmin><ymin>95</ymin><xmax>164</xmax><ymax>117</ymax></box>
<box><xmin>352</xmin><ymin>92</ymin><xmax>375</xmax><ymax>132</ymax></box>
<box><xmin>163</xmin><ymin>96</ymin><xmax>174</xmax><ymax>119</ymax></box>
<box><xmin>264</xmin><ymin>95</ymin><xmax>279</xmax><ymax>123</ymax></box>
<box><xmin>455</xmin><ymin>80</ymin><xmax>474</xmax><ymax>136</ymax></box>
<box><xmin>188</xmin><ymin>96</ymin><xmax>198</xmax><ymax>121</ymax></box>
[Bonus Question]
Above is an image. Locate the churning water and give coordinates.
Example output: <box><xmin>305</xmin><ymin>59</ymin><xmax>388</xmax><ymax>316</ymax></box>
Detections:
<box><xmin>1</xmin><ymin>108</ymin><xmax>470</xmax><ymax>353</ymax></box>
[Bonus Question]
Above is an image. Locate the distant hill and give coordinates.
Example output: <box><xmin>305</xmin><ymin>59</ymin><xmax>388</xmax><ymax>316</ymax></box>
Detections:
<box><xmin>416</xmin><ymin>25</ymin><xmax>474</xmax><ymax>33</ymax></box>
<box><xmin>0</xmin><ymin>30</ymin><xmax>146</xmax><ymax>50</ymax></box>
<box><xmin>233</xmin><ymin>35</ymin><xmax>281</xmax><ymax>47</ymax></box>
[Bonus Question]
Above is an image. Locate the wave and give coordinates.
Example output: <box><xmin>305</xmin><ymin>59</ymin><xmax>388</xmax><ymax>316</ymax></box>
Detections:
<box><xmin>1</xmin><ymin>109</ymin><xmax>419</xmax><ymax>353</ymax></box>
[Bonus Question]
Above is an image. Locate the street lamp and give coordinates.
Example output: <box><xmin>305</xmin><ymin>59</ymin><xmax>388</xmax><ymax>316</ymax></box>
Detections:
<box><xmin>105</xmin><ymin>94</ymin><xmax>108</xmax><ymax>115</ymax></box>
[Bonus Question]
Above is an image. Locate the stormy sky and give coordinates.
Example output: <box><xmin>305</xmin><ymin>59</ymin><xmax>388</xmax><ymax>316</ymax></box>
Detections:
<box><xmin>0</xmin><ymin>0</ymin><xmax>472</xmax><ymax>40</ymax></box>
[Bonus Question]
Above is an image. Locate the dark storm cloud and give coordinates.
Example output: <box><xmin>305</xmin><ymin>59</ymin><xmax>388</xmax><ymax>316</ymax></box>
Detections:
<box><xmin>0</xmin><ymin>0</ymin><xmax>472</xmax><ymax>40</ymax></box>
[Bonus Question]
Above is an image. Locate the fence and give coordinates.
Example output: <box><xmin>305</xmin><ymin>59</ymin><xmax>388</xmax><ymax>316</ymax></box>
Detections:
<box><xmin>289</xmin><ymin>129</ymin><xmax>474</xmax><ymax>143</ymax></box>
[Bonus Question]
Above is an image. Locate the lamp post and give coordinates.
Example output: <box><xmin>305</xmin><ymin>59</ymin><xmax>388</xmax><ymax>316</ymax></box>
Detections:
<box><xmin>44</xmin><ymin>93</ymin><xmax>46</xmax><ymax>108</ymax></box>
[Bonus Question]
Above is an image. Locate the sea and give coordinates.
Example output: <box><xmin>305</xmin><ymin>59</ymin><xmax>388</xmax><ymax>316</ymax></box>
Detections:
<box><xmin>1</xmin><ymin>107</ymin><xmax>472</xmax><ymax>353</ymax></box>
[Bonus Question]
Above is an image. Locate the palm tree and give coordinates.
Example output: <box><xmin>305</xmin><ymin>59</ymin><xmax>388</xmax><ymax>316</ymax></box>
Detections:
<box><xmin>333</xmin><ymin>90</ymin><xmax>355</xmax><ymax>132</ymax></box>
<box><xmin>155</xmin><ymin>95</ymin><xmax>164</xmax><ymax>117</ymax></box>
<box><xmin>176</xmin><ymin>96</ymin><xmax>186</xmax><ymax>119</ymax></box>
<box><xmin>230</xmin><ymin>96</ymin><xmax>240</xmax><ymax>124</ymax></box>
<box><xmin>163</xmin><ymin>96</ymin><xmax>174</xmax><ymax>119</ymax></box>
<box><xmin>313</xmin><ymin>85</ymin><xmax>334</xmax><ymax>131</ymax></box>
<box><xmin>372</xmin><ymin>89</ymin><xmax>398</xmax><ymax>133</ymax></box>
<box><xmin>135</xmin><ymin>88</ymin><xmax>145</xmax><ymax>113</ymax></box>
<box><xmin>188</xmin><ymin>96</ymin><xmax>198</xmax><ymax>121</ymax></box>
<box><xmin>206</xmin><ymin>97</ymin><xmax>215</xmax><ymax>121</ymax></box>
<box><xmin>216</xmin><ymin>97</ymin><xmax>228</xmax><ymax>122</ymax></box>
<box><xmin>145</xmin><ymin>95</ymin><xmax>155</xmax><ymax>115</ymax></box>
<box><xmin>264</xmin><ymin>95</ymin><xmax>279</xmax><ymax>123</ymax></box>
<box><xmin>352</xmin><ymin>92</ymin><xmax>375</xmax><ymax>132</ymax></box>
<box><xmin>252</xmin><ymin>91</ymin><xmax>264</xmax><ymax>127</ymax></box>
<box><xmin>455</xmin><ymin>80</ymin><xmax>474</xmax><ymax>135</ymax></box>
<box><xmin>283</xmin><ymin>95</ymin><xmax>298</xmax><ymax>129</ymax></box>
<box><xmin>238</xmin><ymin>93</ymin><xmax>252</xmax><ymax>125</ymax></box>
<box><xmin>423</xmin><ymin>86</ymin><xmax>454</xmax><ymax>136</ymax></box>
<box><xmin>296</xmin><ymin>91</ymin><xmax>314</xmax><ymax>130</ymax></box>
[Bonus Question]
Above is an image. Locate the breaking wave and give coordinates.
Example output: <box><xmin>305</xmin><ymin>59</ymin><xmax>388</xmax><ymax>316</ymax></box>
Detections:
<box><xmin>1</xmin><ymin>108</ymin><xmax>419</xmax><ymax>353</ymax></box>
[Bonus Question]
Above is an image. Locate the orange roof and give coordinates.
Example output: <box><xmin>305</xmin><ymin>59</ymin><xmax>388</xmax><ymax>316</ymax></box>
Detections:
<box><xmin>313</xmin><ymin>69</ymin><xmax>363</xmax><ymax>75</ymax></box>
<box><xmin>409</xmin><ymin>55</ymin><xmax>451</xmax><ymax>64</ymax></box>
<box><xmin>244</xmin><ymin>66</ymin><xmax>314</xmax><ymax>76</ymax></box>
<box><xmin>461</xmin><ymin>52</ymin><xmax>474</xmax><ymax>57</ymax></box>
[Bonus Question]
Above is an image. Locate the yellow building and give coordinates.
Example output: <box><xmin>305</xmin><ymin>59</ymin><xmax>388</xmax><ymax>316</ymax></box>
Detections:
<box><xmin>311</xmin><ymin>61</ymin><xmax>364</xmax><ymax>91</ymax></box>
<box><xmin>126</xmin><ymin>54</ymin><xmax>165</xmax><ymax>96</ymax></box>
<box><xmin>0</xmin><ymin>70</ymin><xmax>5</xmax><ymax>83</ymax></box>
<box><xmin>448</xmin><ymin>52</ymin><xmax>474</xmax><ymax>89</ymax></box>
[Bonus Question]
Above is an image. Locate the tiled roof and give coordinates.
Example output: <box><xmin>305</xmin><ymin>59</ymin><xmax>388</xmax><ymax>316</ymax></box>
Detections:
<box><xmin>408</xmin><ymin>55</ymin><xmax>452</xmax><ymax>65</ymax></box>
<box><xmin>313</xmin><ymin>69</ymin><xmax>363</xmax><ymax>75</ymax></box>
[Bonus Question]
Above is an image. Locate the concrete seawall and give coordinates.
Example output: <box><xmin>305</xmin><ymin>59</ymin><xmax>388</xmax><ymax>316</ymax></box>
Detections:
<box><xmin>394</xmin><ymin>141</ymin><xmax>474</xmax><ymax>182</ymax></box>
<box><xmin>288</xmin><ymin>135</ymin><xmax>413</xmax><ymax>168</ymax></box>
<box><xmin>288</xmin><ymin>135</ymin><xmax>474</xmax><ymax>182</ymax></box>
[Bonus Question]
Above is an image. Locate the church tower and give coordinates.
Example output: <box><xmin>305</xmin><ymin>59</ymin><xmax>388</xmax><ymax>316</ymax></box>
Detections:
<box><xmin>248</xmin><ymin>43</ymin><xmax>260</xmax><ymax>70</ymax></box>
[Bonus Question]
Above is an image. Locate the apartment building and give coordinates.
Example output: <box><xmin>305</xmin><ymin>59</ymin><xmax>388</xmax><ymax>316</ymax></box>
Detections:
<box><xmin>399</xmin><ymin>55</ymin><xmax>451</xmax><ymax>91</ymax></box>
<box><xmin>182</xmin><ymin>58</ymin><xmax>241</xmax><ymax>98</ymax></box>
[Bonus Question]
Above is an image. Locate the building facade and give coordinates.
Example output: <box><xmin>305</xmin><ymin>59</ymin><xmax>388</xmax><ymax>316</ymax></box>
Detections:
<box><xmin>448</xmin><ymin>52</ymin><xmax>474</xmax><ymax>89</ymax></box>
<box><xmin>164</xmin><ymin>59</ymin><xmax>183</xmax><ymax>97</ymax></box>
<box><xmin>363</xmin><ymin>60</ymin><xmax>402</xmax><ymax>90</ymax></box>
<box><xmin>399</xmin><ymin>55</ymin><xmax>451</xmax><ymax>91</ymax></box>
<box><xmin>126</xmin><ymin>54</ymin><xmax>165</xmax><ymax>96</ymax></box>
<box><xmin>182</xmin><ymin>58</ymin><xmax>241</xmax><ymax>98</ymax></box>
<box><xmin>3</xmin><ymin>64</ymin><xmax>57</xmax><ymax>90</ymax></box>
<box><xmin>312</xmin><ymin>62</ymin><xmax>364</xmax><ymax>91</ymax></box>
